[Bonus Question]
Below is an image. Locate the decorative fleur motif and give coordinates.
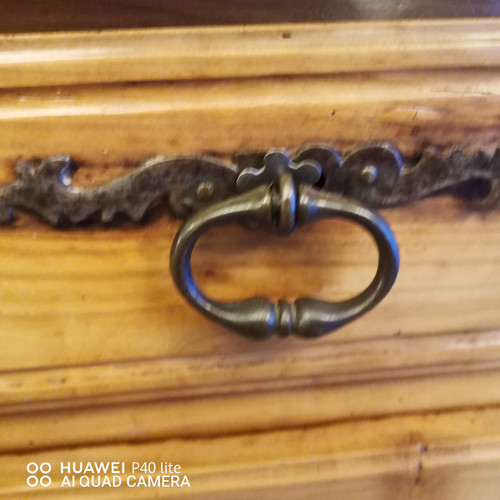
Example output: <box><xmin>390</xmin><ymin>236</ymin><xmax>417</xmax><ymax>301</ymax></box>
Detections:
<box><xmin>236</xmin><ymin>149</ymin><xmax>322</xmax><ymax>192</ymax></box>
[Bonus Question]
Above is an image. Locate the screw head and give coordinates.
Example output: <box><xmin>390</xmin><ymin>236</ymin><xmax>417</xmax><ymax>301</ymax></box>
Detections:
<box><xmin>196</xmin><ymin>181</ymin><xmax>215</xmax><ymax>201</ymax></box>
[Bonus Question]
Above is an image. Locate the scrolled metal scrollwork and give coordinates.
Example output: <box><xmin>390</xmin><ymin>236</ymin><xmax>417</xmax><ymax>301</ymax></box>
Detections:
<box><xmin>1</xmin><ymin>141</ymin><xmax>496</xmax><ymax>338</ymax></box>
<box><xmin>0</xmin><ymin>142</ymin><xmax>498</xmax><ymax>226</ymax></box>
<box><xmin>0</xmin><ymin>155</ymin><xmax>239</xmax><ymax>225</ymax></box>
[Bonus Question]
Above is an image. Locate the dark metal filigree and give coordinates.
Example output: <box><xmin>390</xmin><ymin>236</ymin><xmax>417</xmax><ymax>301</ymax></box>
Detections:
<box><xmin>0</xmin><ymin>155</ymin><xmax>238</xmax><ymax>225</ymax></box>
<box><xmin>0</xmin><ymin>142</ymin><xmax>499</xmax><ymax>225</ymax></box>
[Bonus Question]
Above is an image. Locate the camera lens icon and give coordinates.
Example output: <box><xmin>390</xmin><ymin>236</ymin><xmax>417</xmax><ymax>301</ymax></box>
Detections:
<box><xmin>26</xmin><ymin>462</ymin><xmax>52</xmax><ymax>487</ymax></box>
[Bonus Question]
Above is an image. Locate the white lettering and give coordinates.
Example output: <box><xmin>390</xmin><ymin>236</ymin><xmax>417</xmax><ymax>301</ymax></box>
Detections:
<box><xmin>83</xmin><ymin>463</ymin><xmax>94</xmax><ymax>474</ymax></box>
<box><xmin>61</xmin><ymin>476</ymin><xmax>72</xmax><ymax>488</ymax></box>
<box><xmin>125</xmin><ymin>474</ymin><xmax>190</xmax><ymax>488</ymax></box>
<box><xmin>110</xmin><ymin>462</ymin><xmax>123</xmax><ymax>474</ymax></box>
<box><xmin>148</xmin><ymin>476</ymin><xmax>160</xmax><ymax>487</ymax></box>
<box><xmin>73</xmin><ymin>462</ymin><xmax>83</xmax><ymax>474</ymax></box>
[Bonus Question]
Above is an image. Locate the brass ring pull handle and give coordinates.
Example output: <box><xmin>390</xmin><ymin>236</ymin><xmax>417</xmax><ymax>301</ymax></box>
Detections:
<box><xmin>170</xmin><ymin>174</ymin><xmax>399</xmax><ymax>339</ymax></box>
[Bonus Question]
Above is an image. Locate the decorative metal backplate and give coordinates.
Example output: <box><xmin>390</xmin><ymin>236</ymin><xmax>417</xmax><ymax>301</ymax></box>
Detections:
<box><xmin>1</xmin><ymin>142</ymin><xmax>499</xmax><ymax>226</ymax></box>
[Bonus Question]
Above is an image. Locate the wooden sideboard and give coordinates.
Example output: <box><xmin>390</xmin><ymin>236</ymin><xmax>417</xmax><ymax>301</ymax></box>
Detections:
<box><xmin>1</xmin><ymin>14</ymin><xmax>500</xmax><ymax>499</ymax></box>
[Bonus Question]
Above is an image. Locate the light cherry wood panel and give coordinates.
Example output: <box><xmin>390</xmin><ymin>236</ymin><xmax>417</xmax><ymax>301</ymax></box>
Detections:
<box><xmin>2</xmin><ymin>329</ymin><xmax>500</xmax><ymax>413</ymax></box>
<box><xmin>0</xmin><ymin>20</ymin><xmax>500</xmax><ymax>88</ymax></box>
<box><xmin>0</xmin><ymin>24</ymin><xmax>499</xmax><ymax>497</ymax></box>
<box><xmin>0</xmin><ymin>65</ymin><xmax>499</xmax><ymax>412</ymax></box>
<box><xmin>4</xmin><ymin>370</ymin><xmax>500</xmax><ymax>453</ymax></box>
<box><xmin>0</xmin><ymin>197</ymin><xmax>500</xmax><ymax>373</ymax></box>
<box><xmin>0</xmin><ymin>70</ymin><xmax>499</xmax><ymax>169</ymax></box>
<box><xmin>2</xmin><ymin>406</ymin><xmax>500</xmax><ymax>498</ymax></box>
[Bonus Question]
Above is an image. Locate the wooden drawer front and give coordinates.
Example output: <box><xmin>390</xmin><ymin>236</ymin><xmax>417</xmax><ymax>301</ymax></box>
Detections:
<box><xmin>1</xmin><ymin>20</ymin><xmax>500</xmax><ymax>499</ymax></box>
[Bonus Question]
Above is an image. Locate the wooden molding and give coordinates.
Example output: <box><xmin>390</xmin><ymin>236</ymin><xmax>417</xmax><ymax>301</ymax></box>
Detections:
<box><xmin>2</xmin><ymin>329</ymin><xmax>500</xmax><ymax>415</ymax></box>
<box><xmin>3</xmin><ymin>407</ymin><xmax>500</xmax><ymax>497</ymax></box>
<box><xmin>1</xmin><ymin>20</ymin><xmax>500</xmax><ymax>88</ymax></box>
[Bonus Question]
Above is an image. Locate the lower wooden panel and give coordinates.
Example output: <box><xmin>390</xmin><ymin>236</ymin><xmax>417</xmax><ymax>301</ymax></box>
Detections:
<box><xmin>2</xmin><ymin>406</ymin><xmax>500</xmax><ymax>498</ymax></box>
<box><xmin>3</xmin><ymin>369</ymin><xmax>500</xmax><ymax>453</ymax></box>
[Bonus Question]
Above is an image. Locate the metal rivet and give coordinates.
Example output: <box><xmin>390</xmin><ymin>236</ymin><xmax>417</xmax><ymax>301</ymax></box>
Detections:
<box><xmin>196</xmin><ymin>181</ymin><xmax>215</xmax><ymax>201</ymax></box>
<box><xmin>360</xmin><ymin>165</ymin><xmax>378</xmax><ymax>185</ymax></box>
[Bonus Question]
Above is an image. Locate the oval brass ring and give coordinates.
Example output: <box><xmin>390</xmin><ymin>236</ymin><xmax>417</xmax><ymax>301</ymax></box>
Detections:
<box><xmin>170</xmin><ymin>176</ymin><xmax>399</xmax><ymax>339</ymax></box>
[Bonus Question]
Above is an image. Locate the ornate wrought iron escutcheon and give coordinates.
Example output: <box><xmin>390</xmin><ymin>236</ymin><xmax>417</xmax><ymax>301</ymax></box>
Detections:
<box><xmin>1</xmin><ymin>142</ymin><xmax>499</xmax><ymax>338</ymax></box>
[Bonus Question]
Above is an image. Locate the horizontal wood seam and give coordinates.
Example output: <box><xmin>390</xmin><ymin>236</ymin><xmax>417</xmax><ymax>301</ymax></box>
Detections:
<box><xmin>4</xmin><ymin>400</ymin><xmax>500</xmax><ymax>456</ymax></box>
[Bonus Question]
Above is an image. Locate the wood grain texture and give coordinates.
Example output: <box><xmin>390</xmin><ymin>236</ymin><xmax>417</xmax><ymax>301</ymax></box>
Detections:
<box><xmin>3</xmin><ymin>328</ymin><xmax>500</xmax><ymax>413</ymax></box>
<box><xmin>3</xmin><ymin>407</ymin><xmax>500</xmax><ymax>498</ymax></box>
<box><xmin>3</xmin><ymin>370</ymin><xmax>500</xmax><ymax>453</ymax></box>
<box><xmin>1</xmin><ymin>197</ymin><xmax>500</xmax><ymax>370</ymax></box>
<box><xmin>1</xmin><ymin>20</ymin><xmax>500</xmax><ymax>88</ymax></box>
<box><xmin>0</xmin><ymin>56</ymin><xmax>499</xmax><ymax>409</ymax></box>
<box><xmin>0</xmin><ymin>69</ymin><xmax>500</xmax><ymax>166</ymax></box>
<box><xmin>1</xmin><ymin>21</ymin><xmax>500</xmax><ymax>497</ymax></box>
